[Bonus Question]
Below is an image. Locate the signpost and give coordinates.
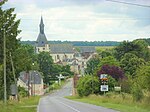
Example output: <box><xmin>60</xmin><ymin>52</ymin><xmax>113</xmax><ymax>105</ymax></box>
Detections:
<box><xmin>100</xmin><ymin>85</ymin><xmax>108</xmax><ymax>91</ymax></box>
<box><xmin>114</xmin><ymin>86</ymin><xmax>121</xmax><ymax>92</ymax></box>
<box><xmin>100</xmin><ymin>74</ymin><xmax>108</xmax><ymax>95</ymax></box>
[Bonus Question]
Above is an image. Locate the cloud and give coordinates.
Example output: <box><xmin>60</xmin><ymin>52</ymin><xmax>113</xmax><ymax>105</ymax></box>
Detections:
<box><xmin>3</xmin><ymin>0</ymin><xmax>150</xmax><ymax>41</ymax></box>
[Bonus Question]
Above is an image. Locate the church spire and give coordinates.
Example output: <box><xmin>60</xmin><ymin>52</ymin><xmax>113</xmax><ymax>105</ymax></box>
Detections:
<box><xmin>36</xmin><ymin>16</ymin><xmax>48</xmax><ymax>47</ymax></box>
<box><xmin>39</xmin><ymin>16</ymin><xmax>44</xmax><ymax>34</ymax></box>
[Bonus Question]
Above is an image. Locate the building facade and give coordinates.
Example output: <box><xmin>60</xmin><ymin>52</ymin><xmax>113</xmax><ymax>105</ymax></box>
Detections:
<box><xmin>17</xmin><ymin>71</ymin><xmax>44</xmax><ymax>96</ymax></box>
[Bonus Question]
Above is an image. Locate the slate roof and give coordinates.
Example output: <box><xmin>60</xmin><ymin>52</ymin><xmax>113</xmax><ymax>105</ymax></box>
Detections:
<box><xmin>79</xmin><ymin>46</ymin><xmax>96</xmax><ymax>53</ymax></box>
<box><xmin>50</xmin><ymin>44</ymin><xmax>74</xmax><ymax>54</ymax></box>
<box><xmin>19</xmin><ymin>71</ymin><xmax>42</xmax><ymax>85</ymax></box>
<box><xmin>36</xmin><ymin>16</ymin><xmax>48</xmax><ymax>47</ymax></box>
<box><xmin>36</xmin><ymin>33</ymin><xmax>48</xmax><ymax>47</ymax></box>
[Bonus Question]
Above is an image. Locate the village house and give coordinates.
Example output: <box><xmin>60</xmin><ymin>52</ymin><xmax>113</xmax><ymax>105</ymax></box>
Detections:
<box><xmin>17</xmin><ymin>71</ymin><xmax>44</xmax><ymax>96</ymax></box>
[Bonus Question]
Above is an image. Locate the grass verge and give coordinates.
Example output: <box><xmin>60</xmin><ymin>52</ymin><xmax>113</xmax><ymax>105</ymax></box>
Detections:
<box><xmin>0</xmin><ymin>96</ymin><xmax>40</xmax><ymax>112</ymax></box>
<box><xmin>66</xmin><ymin>94</ymin><xmax>150</xmax><ymax>112</ymax></box>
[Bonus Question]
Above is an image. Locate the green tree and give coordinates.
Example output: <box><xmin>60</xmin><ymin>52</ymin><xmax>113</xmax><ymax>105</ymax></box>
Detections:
<box><xmin>0</xmin><ymin>0</ymin><xmax>21</xmax><ymax>100</ymax></box>
<box><xmin>85</xmin><ymin>56</ymin><xmax>100</xmax><ymax>75</ymax></box>
<box><xmin>38</xmin><ymin>52</ymin><xmax>53</xmax><ymax>85</ymax></box>
<box><xmin>77</xmin><ymin>76</ymin><xmax>99</xmax><ymax>97</ymax></box>
<box><xmin>131</xmin><ymin>65</ymin><xmax>150</xmax><ymax>101</ymax></box>
<box><xmin>114</xmin><ymin>40</ymin><xmax>150</xmax><ymax>61</ymax></box>
<box><xmin>13</xmin><ymin>45</ymin><xmax>34</xmax><ymax>77</ymax></box>
<box><xmin>120</xmin><ymin>53</ymin><xmax>145</xmax><ymax>77</ymax></box>
<box><xmin>98</xmin><ymin>56</ymin><xmax>120</xmax><ymax>67</ymax></box>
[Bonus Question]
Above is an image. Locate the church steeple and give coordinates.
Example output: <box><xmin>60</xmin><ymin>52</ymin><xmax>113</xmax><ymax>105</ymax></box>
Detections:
<box><xmin>36</xmin><ymin>16</ymin><xmax>48</xmax><ymax>47</ymax></box>
<box><xmin>40</xmin><ymin>16</ymin><xmax>44</xmax><ymax>34</ymax></box>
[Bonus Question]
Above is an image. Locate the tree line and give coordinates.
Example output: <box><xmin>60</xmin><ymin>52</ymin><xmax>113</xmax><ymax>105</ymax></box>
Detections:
<box><xmin>21</xmin><ymin>40</ymin><xmax>120</xmax><ymax>46</ymax></box>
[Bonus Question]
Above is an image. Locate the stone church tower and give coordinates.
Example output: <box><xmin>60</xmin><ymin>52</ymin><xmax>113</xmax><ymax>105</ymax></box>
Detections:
<box><xmin>35</xmin><ymin>16</ymin><xmax>49</xmax><ymax>53</ymax></box>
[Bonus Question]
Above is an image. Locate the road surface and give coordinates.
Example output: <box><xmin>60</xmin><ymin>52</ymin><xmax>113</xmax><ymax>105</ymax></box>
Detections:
<box><xmin>37</xmin><ymin>79</ymin><xmax>119</xmax><ymax>112</ymax></box>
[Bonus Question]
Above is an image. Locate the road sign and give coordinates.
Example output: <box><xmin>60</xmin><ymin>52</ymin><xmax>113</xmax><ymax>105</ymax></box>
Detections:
<box><xmin>100</xmin><ymin>74</ymin><xmax>108</xmax><ymax>80</ymax></box>
<box><xmin>100</xmin><ymin>85</ymin><xmax>108</xmax><ymax>91</ymax></box>
<box><xmin>114</xmin><ymin>86</ymin><xmax>121</xmax><ymax>91</ymax></box>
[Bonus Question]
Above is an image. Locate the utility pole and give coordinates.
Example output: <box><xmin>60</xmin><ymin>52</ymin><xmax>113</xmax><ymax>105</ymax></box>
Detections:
<box><xmin>3</xmin><ymin>28</ymin><xmax>7</xmax><ymax>104</ymax></box>
<box><xmin>10</xmin><ymin>52</ymin><xmax>18</xmax><ymax>101</ymax></box>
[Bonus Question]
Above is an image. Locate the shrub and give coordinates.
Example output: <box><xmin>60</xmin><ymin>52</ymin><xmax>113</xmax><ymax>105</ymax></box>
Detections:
<box><xmin>18</xmin><ymin>86</ymin><xmax>28</xmax><ymax>97</ymax></box>
<box><xmin>77</xmin><ymin>75</ymin><xmax>99</xmax><ymax>97</ymax></box>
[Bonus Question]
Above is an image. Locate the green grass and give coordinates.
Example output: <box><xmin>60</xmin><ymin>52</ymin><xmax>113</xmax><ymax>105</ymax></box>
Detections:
<box><xmin>0</xmin><ymin>96</ymin><xmax>40</xmax><ymax>112</ymax></box>
<box><xmin>66</xmin><ymin>94</ymin><xmax>150</xmax><ymax>112</ymax></box>
<box><xmin>95</xmin><ymin>46</ymin><xmax>115</xmax><ymax>51</ymax></box>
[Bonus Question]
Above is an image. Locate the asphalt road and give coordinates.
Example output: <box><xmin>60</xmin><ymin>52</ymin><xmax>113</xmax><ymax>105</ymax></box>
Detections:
<box><xmin>37</xmin><ymin>79</ymin><xmax>119</xmax><ymax>112</ymax></box>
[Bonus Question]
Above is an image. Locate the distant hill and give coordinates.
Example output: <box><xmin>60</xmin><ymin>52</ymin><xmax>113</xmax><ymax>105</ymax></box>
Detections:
<box><xmin>20</xmin><ymin>40</ymin><xmax>120</xmax><ymax>46</ymax></box>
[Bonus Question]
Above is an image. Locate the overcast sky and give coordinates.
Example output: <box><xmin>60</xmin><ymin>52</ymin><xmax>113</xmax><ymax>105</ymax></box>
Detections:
<box><xmin>3</xmin><ymin>0</ymin><xmax>150</xmax><ymax>41</ymax></box>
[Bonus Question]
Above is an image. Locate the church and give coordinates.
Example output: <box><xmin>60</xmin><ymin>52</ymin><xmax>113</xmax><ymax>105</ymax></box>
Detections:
<box><xmin>35</xmin><ymin>16</ymin><xmax>75</xmax><ymax>64</ymax></box>
<box><xmin>35</xmin><ymin>16</ymin><xmax>96</xmax><ymax>74</ymax></box>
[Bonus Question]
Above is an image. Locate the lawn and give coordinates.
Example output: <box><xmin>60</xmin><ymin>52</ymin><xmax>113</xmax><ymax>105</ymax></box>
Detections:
<box><xmin>66</xmin><ymin>94</ymin><xmax>150</xmax><ymax>112</ymax></box>
<box><xmin>0</xmin><ymin>96</ymin><xmax>40</xmax><ymax>112</ymax></box>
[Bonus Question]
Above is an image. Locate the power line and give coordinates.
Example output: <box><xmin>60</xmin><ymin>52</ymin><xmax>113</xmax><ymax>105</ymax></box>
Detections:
<box><xmin>106</xmin><ymin>0</ymin><xmax>150</xmax><ymax>8</ymax></box>
<box><xmin>19</xmin><ymin>17</ymin><xmax>150</xmax><ymax>21</ymax></box>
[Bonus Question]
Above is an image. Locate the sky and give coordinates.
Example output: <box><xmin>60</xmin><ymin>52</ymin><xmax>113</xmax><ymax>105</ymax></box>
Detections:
<box><xmin>2</xmin><ymin>0</ymin><xmax>150</xmax><ymax>41</ymax></box>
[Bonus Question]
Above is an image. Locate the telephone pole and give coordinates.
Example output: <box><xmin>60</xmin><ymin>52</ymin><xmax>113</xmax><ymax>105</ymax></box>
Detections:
<box><xmin>3</xmin><ymin>28</ymin><xmax>7</xmax><ymax>104</ymax></box>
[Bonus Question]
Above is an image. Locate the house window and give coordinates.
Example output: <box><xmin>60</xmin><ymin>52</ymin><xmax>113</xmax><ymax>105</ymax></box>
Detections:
<box><xmin>57</xmin><ymin>55</ymin><xmax>60</xmax><ymax>59</ymax></box>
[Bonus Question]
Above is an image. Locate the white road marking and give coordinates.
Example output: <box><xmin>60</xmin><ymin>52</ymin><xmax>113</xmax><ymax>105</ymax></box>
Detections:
<box><xmin>37</xmin><ymin>98</ymin><xmax>42</xmax><ymax>112</ymax></box>
<box><xmin>59</xmin><ymin>101</ymin><xmax>81</xmax><ymax>112</ymax></box>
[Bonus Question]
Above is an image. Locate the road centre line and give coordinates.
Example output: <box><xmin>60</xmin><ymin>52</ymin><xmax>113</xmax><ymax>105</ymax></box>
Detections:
<box><xmin>59</xmin><ymin>100</ymin><xmax>81</xmax><ymax>112</ymax></box>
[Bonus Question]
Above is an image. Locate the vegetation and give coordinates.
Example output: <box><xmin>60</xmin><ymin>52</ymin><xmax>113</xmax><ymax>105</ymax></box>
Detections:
<box><xmin>77</xmin><ymin>76</ymin><xmax>99</xmax><ymax>97</ymax></box>
<box><xmin>21</xmin><ymin>41</ymin><xmax>120</xmax><ymax>46</ymax></box>
<box><xmin>0</xmin><ymin>96</ymin><xmax>40</xmax><ymax>112</ymax></box>
<box><xmin>74</xmin><ymin>39</ymin><xmax>150</xmax><ymax>111</ymax></box>
<box><xmin>66</xmin><ymin>94</ymin><xmax>150</xmax><ymax>112</ymax></box>
<box><xmin>0</xmin><ymin>0</ymin><xmax>73</xmax><ymax>102</ymax></box>
<box><xmin>0</xmin><ymin>0</ymin><xmax>21</xmax><ymax>100</ymax></box>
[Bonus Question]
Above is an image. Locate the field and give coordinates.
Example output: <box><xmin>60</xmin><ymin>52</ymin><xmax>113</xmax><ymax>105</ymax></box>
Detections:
<box><xmin>95</xmin><ymin>46</ymin><xmax>115</xmax><ymax>53</ymax></box>
<box><xmin>0</xmin><ymin>96</ymin><xmax>40</xmax><ymax>112</ymax></box>
<box><xmin>66</xmin><ymin>93</ymin><xmax>150</xmax><ymax>112</ymax></box>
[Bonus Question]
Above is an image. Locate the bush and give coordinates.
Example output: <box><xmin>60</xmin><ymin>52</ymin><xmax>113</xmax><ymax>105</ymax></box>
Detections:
<box><xmin>18</xmin><ymin>86</ymin><xmax>28</xmax><ymax>97</ymax></box>
<box><xmin>77</xmin><ymin>75</ymin><xmax>99</xmax><ymax>97</ymax></box>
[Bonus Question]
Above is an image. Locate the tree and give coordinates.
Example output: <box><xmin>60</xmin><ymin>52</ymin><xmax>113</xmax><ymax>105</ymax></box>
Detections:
<box><xmin>13</xmin><ymin>45</ymin><xmax>34</xmax><ymax>77</ymax></box>
<box><xmin>85</xmin><ymin>56</ymin><xmax>100</xmax><ymax>75</ymax></box>
<box><xmin>98</xmin><ymin>64</ymin><xmax>125</xmax><ymax>81</ymax></box>
<box><xmin>114</xmin><ymin>40</ymin><xmax>150</xmax><ymax>61</ymax></box>
<box><xmin>133</xmin><ymin>40</ymin><xmax>150</xmax><ymax>61</ymax></box>
<box><xmin>77</xmin><ymin>76</ymin><xmax>99</xmax><ymax>97</ymax></box>
<box><xmin>0</xmin><ymin>0</ymin><xmax>21</xmax><ymax>100</ymax></box>
<box><xmin>98</xmin><ymin>56</ymin><xmax>120</xmax><ymax>67</ymax></box>
<box><xmin>61</xmin><ymin>65</ymin><xmax>73</xmax><ymax>76</ymax></box>
<box><xmin>131</xmin><ymin>64</ymin><xmax>150</xmax><ymax>101</ymax></box>
<box><xmin>38</xmin><ymin>52</ymin><xmax>53</xmax><ymax>85</ymax></box>
<box><xmin>120</xmin><ymin>53</ymin><xmax>145</xmax><ymax>77</ymax></box>
<box><xmin>135</xmin><ymin>65</ymin><xmax>150</xmax><ymax>91</ymax></box>
<box><xmin>100</xmin><ymin>50</ymin><xmax>112</xmax><ymax>58</ymax></box>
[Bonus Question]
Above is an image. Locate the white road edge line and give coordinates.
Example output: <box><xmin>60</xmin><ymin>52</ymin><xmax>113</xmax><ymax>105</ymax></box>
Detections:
<box><xmin>59</xmin><ymin>101</ymin><xmax>81</xmax><ymax>112</ymax></box>
<box><xmin>37</xmin><ymin>98</ymin><xmax>41</xmax><ymax>112</ymax></box>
